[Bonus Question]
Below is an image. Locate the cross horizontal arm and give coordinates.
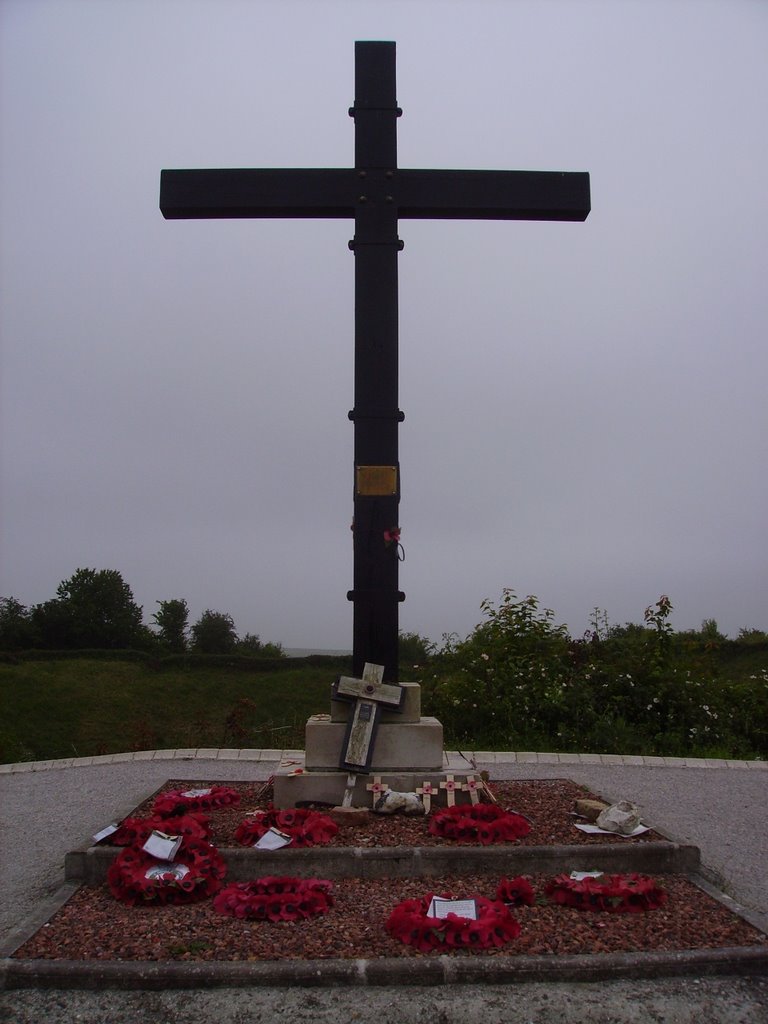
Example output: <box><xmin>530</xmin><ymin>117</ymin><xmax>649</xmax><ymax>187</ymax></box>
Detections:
<box><xmin>160</xmin><ymin>168</ymin><xmax>358</xmax><ymax>219</ymax></box>
<box><xmin>161</xmin><ymin>167</ymin><xmax>590</xmax><ymax>222</ymax></box>
<box><xmin>395</xmin><ymin>169</ymin><xmax>590</xmax><ymax>222</ymax></box>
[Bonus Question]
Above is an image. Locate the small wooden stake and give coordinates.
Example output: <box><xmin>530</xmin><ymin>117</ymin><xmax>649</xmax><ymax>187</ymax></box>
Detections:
<box><xmin>479</xmin><ymin>775</ymin><xmax>499</xmax><ymax>804</ymax></box>
<box><xmin>341</xmin><ymin>772</ymin><xmax>357</xmax><ymax>808</ymax></box>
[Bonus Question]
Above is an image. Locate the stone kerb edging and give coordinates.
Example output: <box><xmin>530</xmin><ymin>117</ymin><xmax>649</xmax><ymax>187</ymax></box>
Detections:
<box><xmin>65</xmin><ymin>841</ymin><xmax>702</xmax><ymax>886</ymax></box>
<box><xmin>5</xmin><ymin>841</ymin><xmax>767</xmax><ymax>989</ymax></box>
<box><xmin>3</xmin><ymin>943</ymin><xmax>768</xmax><ymax>991</ymax></box>
<box><xmin>2</xmin><ymin>750</ymin><xmax>767</xmax><ymax>773</ymax></box>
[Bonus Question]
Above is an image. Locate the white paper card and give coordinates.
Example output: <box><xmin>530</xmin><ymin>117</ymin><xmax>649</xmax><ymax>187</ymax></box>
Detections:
<box><xmin>574</xmin><ymin>822</ymin><xmax>650</xmax><ymax>837</ymax></box>
<box><xmin>427</xmin><ymin>897</ymin><xmax>478</xmax><ymax>920</ymax></box>
<box><xmin>92</xmin><ymin>823</ymin><xmax>119</xmax><ymax>843</ymax></box>
<box><xmin>569</xmin><ymin>870</ymin><xmax>605</xmax><ymax>881</ymax></box>
<box><xmin>254</xmin><ymin>827</ymin><xmax>292</xmax><ymax>850</ymax></box>
<box><xmin>142</xmin><ymin>830</ymin><xmax>183</xmax><ymax>860</ymax></box>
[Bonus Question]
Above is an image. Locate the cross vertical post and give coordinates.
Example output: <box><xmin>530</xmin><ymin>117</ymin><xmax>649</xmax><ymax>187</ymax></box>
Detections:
<box><xmin>348</xmin><ymin>42</ymin><xmax>403</xmax><ymax>681</ymax></box>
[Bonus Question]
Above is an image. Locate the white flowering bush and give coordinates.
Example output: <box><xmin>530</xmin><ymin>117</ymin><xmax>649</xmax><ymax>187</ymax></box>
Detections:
<box><xmin>424</xmin><ymin>591</ymin><xmax>767</xmax><ymax>758</ymax></box>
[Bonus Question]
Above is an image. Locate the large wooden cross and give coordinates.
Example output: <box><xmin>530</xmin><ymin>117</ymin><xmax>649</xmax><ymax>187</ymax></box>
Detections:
<box><xmin>160</xmin><ymin>42</ymin><xmax>590</xmax><ymax>681</ymax></box>
<box><xmin>332</xmin><ymin>661</ymin><xmax>405</xmax><ymax>772</ymax></box>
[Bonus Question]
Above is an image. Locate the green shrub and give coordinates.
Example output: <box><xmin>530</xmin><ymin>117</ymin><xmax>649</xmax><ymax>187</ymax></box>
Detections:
<box><xmin>423</xmin><ymin>590</ymin><xmax>768</xmax><ymax>758</ymax></box>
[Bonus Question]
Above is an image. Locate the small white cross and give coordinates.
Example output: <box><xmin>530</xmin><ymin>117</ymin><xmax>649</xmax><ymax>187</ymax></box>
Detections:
<box><xmin>462</xmin><ymin>774</ymin><xmax>481</xmax><ymax>805</ymax></box>
<box><xmin>366</xmin><ymin>776</ymin><xmax>390</xmax><ymax>807</ymax></box>
<box><xmin>439</xmin><ymin>774</ymin><xmax>458</xmax><ymax>807</ymax></box>
<box><xmin>416</xmin><ymin>780</ymin><xmax>437</xmax><ymax>813</ymax></box>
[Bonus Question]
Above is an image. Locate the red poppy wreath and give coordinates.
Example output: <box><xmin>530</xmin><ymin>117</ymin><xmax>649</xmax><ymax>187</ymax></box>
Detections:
<box><xmin>107</xmin><ymin>837</ymin><xmax>226</xmax><ymax>906</ymax></box>
<box><xmin>235</xmin><ymin>807</ymin><xmax>339</xmax><ymax>847</ymax></box>
<box><xmin>111</xmin><ymin>812</ymin><xmax>211</xmax><ymax>847</ymax></box>
<box><xmin>214</xmin><ymin>876</ymin><xmax>334</xmax><ymax>922</ymax></box>
<box><xmin>545</xmin><ymin>873</ymin><xmax>667</xmax><ymax>913</ymax></box>
<box><xmin>496</xmin><ymin>875</ymin><xmax>536</xmax><ymax>906</ymax></box>
<box><xmin>152</xmin><ymin>785</ymin><xmax>240</xmax><ymax>817</ymax></box>
<box><xmin>428</xmin><ymin>804</ymin><xmax>531</xmax><ymax>844</ymax></box>
<box><xmin>387</xmin><ymin>893</ymin><xmax>521</xmax><ymax>952</ymax></box>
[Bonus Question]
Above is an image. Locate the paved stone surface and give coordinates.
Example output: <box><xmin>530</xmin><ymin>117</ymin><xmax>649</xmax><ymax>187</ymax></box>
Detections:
<box><xmin>2</xmin><ymin>977</ymin><xmax>768</xmax><ymax>1022</ymax></box>
<box><xmin>1</xmin><ymin>750</ymin><xmax>767</xmax><ymax>1021</ymax></box>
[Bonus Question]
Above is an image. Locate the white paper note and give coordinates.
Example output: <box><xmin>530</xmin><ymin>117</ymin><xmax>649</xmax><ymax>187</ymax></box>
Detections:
<box><xmin>142</xmin><ymin>830</ymin><xmax>183</xmax><ymax>860</ymax></box>
<box><xmin>254</xmin><ymin>827</ymin><xmax>292</xmax><ymax>850</ymax></box>
<box><xmin>574</xmin><ymin>822</ymin><xmax>650</xmax><ymax>837</ymax></box>
<box><xmin>427</xmin><ymin>897</ymin><xmax>478</xmax><ymax>920</ymax></box>
<box><xmin>92</xmin><ymin>823</ymin><xmax>119</xmax><ymax>843</ymax></box>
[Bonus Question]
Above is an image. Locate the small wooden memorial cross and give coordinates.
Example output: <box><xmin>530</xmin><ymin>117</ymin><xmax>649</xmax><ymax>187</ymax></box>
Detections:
<box><xmin>366</xmin><ymin>775</ymin><xmax>390</xmax><ymax>808</ymax></box>
<box><xmin>416</xmin><ymin>780</ymin><xmax>437</xmax><ymax>813</ymax></box>
<box><xmin>440</xmin><ymin>774</ymin><xmax>460</xmax><ymax>807</ymax></box>
<box><xmin>462</xmin><ymin>775</ymin><xmax>482</xmax><ymax>805</ymax></box>
<box><xmin>332</xmin><ymin>662</ymin><xmax>405</xmax><ymax>772</ymax></box>
<box><xmin>160</xmin><ymin>43</ymin><xmax>590</xmax><ymax>681</ymax></box>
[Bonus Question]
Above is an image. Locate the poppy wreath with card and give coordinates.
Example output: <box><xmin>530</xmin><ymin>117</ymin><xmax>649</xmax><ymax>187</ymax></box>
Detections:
<box><xmin>428</xmin><ymin>804</ymin><xmax>531</xmax><ymax>844</ymax></box>
<box><xmin>152</xmin><ymin>785</ymin><xmax>240</xmax><ymax>817</ymax></box>
<box><xmin>386</xmin><ymin>892</ymin><xmax>521</xmax><ymax>953</ymax></box>
<box><xmin>214</xmin><ymin>876</ymin><xmax>334</xmax><ymax>922</ymax></box>
<box><xmin>235</xmin><ymin>807</ymin><xmax>338</xmax><ymax>847</ymax></box>
<box><xmin>110</xmin><ymin>812</ymin><xmax>212</xmax><ymax>847</ymax></box>
<box><xmin>545</xmin><ymin>873</ymin><xmax>667</xmax><ymax>912</ymax></box>
<box><xmin>107</xmin><ymin>837</ymin><xmax>226</xmax><ymax>906</ymax></box>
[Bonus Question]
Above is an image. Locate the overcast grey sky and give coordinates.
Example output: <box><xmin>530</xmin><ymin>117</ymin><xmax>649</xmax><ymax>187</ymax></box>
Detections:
<box><xmin>1</xmin><ymin>0</ymin><xmax>766</xmax><ymax>648</ymax></box>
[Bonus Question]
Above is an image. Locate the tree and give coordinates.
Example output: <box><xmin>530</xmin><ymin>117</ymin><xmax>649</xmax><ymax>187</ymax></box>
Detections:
<box><xmin>153</xmin><ymin>599</ymin><xmax>189</xmax><ymax>652</ymax></box>
<box><xmin>190</xmin><ymin>609</ymin><xmax>238</xmax><ymax>654</ymax></box>
<box><xmin>398</xmin><ymin>631</ymin><xmax>433</xmax><ymax>665</ymax></box>
<box><xmin>237</xmin><ymin>632</ymin><xmax>285</xmax><ymax>658</ymax></box>
<box><xmin>237</xmin><ymin>632</ymin><xmax>263</xmax><ymax>654</ymax></box>
<box><xmin>0</xmin><ymin>597</ymin><xmax>38</xmax><ymax>650</ymax></box>
<box><xmin>32</xmin><ymin>568</ymin><xmax>144</xmax><ymax>649</ymax></box>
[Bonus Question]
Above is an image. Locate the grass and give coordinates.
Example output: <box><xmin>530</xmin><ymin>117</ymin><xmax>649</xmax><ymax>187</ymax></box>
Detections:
<box><xmin>1</xmin><ymin>644</ymin><xmax>766</xmax><ymax>763</ymax></box>
<box><xmin>0</xmin><ymin>658</ymin><xmax>342</xmax><ymax>763</ymax></box>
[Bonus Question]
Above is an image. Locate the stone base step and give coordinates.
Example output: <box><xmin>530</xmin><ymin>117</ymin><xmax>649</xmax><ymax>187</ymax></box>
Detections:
<box><xmin>65</xmin><ymin>840</ymin><xmax>701</xmax><ymax>886</ymax></box>
<box><xmin>274</xmin><ymin>751</ymin><xmax>478</xmax><ymax>808</ymax></box>
<box><xmin>304</xmin><ymin>715</ymin><xmax>444</xmax><ymax>772</ymax></box>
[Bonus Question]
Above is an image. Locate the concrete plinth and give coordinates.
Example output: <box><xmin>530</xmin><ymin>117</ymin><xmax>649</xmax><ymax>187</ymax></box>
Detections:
<box><xmin>305</xmin><ymin>715</ymin><xmax>443</xmax><ymax>771</ymax></box>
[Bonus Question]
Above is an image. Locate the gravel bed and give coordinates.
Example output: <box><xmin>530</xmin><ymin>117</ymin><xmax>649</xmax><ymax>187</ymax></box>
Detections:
<box><xmin>115</xmin><ymin>777</ymin><xmax>665</xmax><ymax>847</ymax></box>
<box><xmin>14</xmin><ymin>875</ymin><xmax>765</xmax><ymax>962</ymax></box>
<box><xmin>11</xmin><ymin>777</ymin><xmax>767</xmax><ymax>962</ymax></box>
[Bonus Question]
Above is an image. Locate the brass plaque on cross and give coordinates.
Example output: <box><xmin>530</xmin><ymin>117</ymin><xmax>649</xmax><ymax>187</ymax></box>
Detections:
<box><xmin>332</xmin><ymin>662</ymin><xmax>405</xmax><ymax>771</ymax></box>
<box><xmin>355</xmin><ymin>465</ymin><xmax>398</xmax><ymax>497</ymax></box>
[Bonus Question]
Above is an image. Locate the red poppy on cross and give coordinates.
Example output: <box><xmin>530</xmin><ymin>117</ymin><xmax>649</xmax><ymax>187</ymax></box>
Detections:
<box><xmin>416</xmin><ymin>781</ymin><xmax>437</xmax><ymax>813</ymax></box>
<box><xmin>366</xmin><ymin>776</ymin><xmax>390</xmax><ymax>807</ymax></box>
<box><xmin>462</xmin><ymin>775</ymin><xmax>481</xmax><ymax>805</ymax></box>
<box><xmin>439</xmin><ymin>774</ymin><xmax>458</xmax><ymax>807</ymax></box>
